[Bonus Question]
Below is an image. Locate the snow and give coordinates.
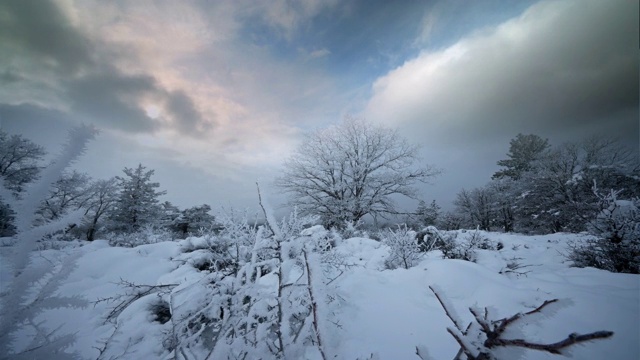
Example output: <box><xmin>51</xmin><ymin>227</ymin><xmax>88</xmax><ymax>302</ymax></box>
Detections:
<box><xmin>1</xmin><ymin>231</ymin><xmax>638</xmax><ymax>359</ymax></box>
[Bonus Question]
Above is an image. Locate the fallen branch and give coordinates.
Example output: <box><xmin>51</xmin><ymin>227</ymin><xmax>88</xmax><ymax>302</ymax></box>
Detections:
<box><xmin>427</xmin><ymin>287</ymin><xmax>614</xmax><ymax>359</ymax></box>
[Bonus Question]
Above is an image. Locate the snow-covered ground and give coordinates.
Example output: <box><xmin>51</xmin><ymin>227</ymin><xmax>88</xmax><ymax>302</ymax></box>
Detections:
<box><xmin>1</xmin><ymin>231</ymin><xmax>638</xmax><ymax>359</ymax></box>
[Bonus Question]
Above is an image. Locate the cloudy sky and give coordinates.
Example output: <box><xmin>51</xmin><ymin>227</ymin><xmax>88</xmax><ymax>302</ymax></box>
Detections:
<box><xmin>0</xmin><ymin>0</ymin><xmax>637</xmax><ymax>214</ymax></box>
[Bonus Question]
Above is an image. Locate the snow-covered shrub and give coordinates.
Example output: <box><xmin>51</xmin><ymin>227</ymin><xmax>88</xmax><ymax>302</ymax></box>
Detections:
<box><xmin>436</xmin><ymin>232</ymin><xmax>477</xmax><ymax>262</ymax></box>
<box><xmin>466</xmin><ymin>229</ymin><xmax>498</xmax><ymax>250</ymax></box>
<box><xmin>434</xmin><ymin>230</ymin><xmax>498</xmax><ymax>263</ymax></box>
<box><xmin>180</xmin><ymin>231</ymin><xmax>243</xmax><ymax>274</ymax></box>
<box><xmin>383</xmin><ymin>225</ymin><xmax>423</xmax><ymax>269</ymax></box>
<box><xmin>301</xmin><ymin>224</ymin><xmax>342</xmax><ymax>252</ymax></box>
<box><xmin>338</xmin><ymin>219</ymin><xmax>368</xmax><ymax>239</ymax></box>
<box><xmin>107</xmin><ymin>224</ymin><xmax>173</xmax><ymax>247</ymax></box>
<box><xmin>570</xmin><ymin>188</ymin><xmax>639</xmax><ymax>273</ymax></box>
<box><xmin>415</xmin><ymin>226</ymin><xmax>445</xmax><ymax>252</ymax></box>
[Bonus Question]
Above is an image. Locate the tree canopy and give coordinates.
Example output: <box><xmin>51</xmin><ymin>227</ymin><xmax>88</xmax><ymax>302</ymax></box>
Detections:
<box><xmin>276</xmin><ymin>117</ymin><xmax>439</xmax><ymax>227</ymax></box>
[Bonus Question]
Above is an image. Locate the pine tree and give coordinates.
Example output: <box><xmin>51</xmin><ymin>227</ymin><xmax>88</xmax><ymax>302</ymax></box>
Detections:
<box><xmin>110</xmin><ymin>164</ymin><xmax>166</xmax><ymax>233</ymax></box>
<box><xmin>492</xmin><ymin>133</ymin><xmax>549</xmax><ymax>181</ymax></box>
<box><xmin>416</xmin><ymin>200</ymin><xmax>440</xmax><ymax>227</ymax></box>
<box><xmin>172</xmin><ymin>204</ymin><xmax>215</xmax><ymax>238</ymax></box>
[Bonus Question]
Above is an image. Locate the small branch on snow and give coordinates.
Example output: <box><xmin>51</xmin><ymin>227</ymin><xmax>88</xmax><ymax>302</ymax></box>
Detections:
<box><xmin>94</xmin><ymin>280</ymin><xmax>178</xmax><ymax>323</ymax></box>
<box><xmin>428</xmin><ymin>288</ymin><xmax>614</xmax><ymax>359</ymax></box>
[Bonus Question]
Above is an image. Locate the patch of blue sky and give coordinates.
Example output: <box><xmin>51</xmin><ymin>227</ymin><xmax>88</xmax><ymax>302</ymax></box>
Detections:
<box><xmin>237</xmin><ymin>0</ymin><xmax>537</xmax><ymax>94</ymax></box>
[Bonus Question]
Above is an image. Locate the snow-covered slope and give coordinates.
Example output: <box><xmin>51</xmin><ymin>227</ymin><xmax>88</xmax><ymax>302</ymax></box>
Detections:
<box><xmin>1</xmin><ymin>232</ymin><xmax>638</xmax><ymax>359</ymax></box>
<box><xmin>335</xmin><ymin>232</ymin><xmax>638</xmax><ymax>359</ymax></box>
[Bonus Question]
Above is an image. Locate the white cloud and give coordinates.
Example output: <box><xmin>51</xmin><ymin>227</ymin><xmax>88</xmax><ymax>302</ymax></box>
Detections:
<box><xmin>361</xmin><ymin>0</ymin><xmax>638</xmax><ymax>210</ymax></box>
<box><xmin>308</xmin><ymin>48</ymin><xmax>331</xmax><ymax>60</ymax></box>
<box><xmin>364</xmin><ymin>0</ymin><xmax>638</xmax><ymax>147</ymax></box>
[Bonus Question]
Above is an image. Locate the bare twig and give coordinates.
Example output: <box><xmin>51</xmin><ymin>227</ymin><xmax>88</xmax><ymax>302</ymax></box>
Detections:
<box><xmin>428</xmin><ymin>288</ymin><xmax>614</xmax><ymax>359</ymax></box>
<box><xmin>428</xmin><ymin>286</ymin><xmax>468</xmax><ymax>333</ymax></box>
<box><xmin>303</xmin><ymin>248</ymin><xmax>328</xmax><ymax>360</ymax></box>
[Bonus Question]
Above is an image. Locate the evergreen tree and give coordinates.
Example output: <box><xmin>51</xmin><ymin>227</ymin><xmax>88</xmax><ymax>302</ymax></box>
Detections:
<box><xmin>159</xmin><ymin>201</ymin><xmax>181</xmax><ymax>229</ymax></box>
<box><xmin>416</xmin><ymin>200</ymin><xmax>440</xmax><ymax>227</ymax></box>
<box><xmin>172</xmin><ymin>204</ymin><xmax>215</xmax><ymax>238</ymax></box>
<box><xmin>492</xmin><ymin>133</ymin><xmax>549</xmax><ymax>180</ymax></box>
<box><xmin>110</xmin><ymin>164</ymin><xmax>166</xmax><ymax>233</ymax></box>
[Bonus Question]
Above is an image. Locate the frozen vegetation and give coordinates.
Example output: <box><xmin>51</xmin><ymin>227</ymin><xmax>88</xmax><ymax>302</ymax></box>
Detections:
<box><xmin>0</xmin><ymin>125</ymin><xmax>637</xmax><ymax>359</ymax></box>
<box><xmin>0</xmin><ymin>229</ymin><xmax>637</xmax><ymax>359</ymax></box>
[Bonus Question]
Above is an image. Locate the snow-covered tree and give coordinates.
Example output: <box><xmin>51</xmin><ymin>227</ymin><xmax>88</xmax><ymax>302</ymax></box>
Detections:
<box><xmin>37</xmin><ymin>170</ymin><xmax>91</xmax><ymax>222</ymax></box>
<box><xmin>172</xmin><ymin>204</ymin><xmax>215</xmax><ymax>238</ymax></box>
<box><xmin>81</xmin><ymin>177</ymin><xmax>119</xmax><ymax>241</ymax></box>
<box><xmin>516</xmin><ymin>137</ymin><xmax>639</xmax><ymax>233</ymax></box>
<box><xmin>437</xmin><ymin>211</ymin><xmax>464</xmax><ymax>231</ymax></box>
<box><xmin>454</xmin><ymin>187</ymin><xmax>495</xmax><ymax>231</ymax></box>
<box><xmin>570</xmin><ymin>185</ymin><xmax>640</xmax><ymax>273</ymax></box>
<box><xmin>276</xmin><ymin>117</ymin><xmax>439</xmax><ymax>228</ymax></box>
<box><xmin>159</xmin><ymin>201</ymin><xmax>181</xmax><ymax>228</ymax></box>
<box><xmin>492</xmin><ymin>133</ymin><xmax>549</xmax><ymax>181</ymax></box>
<box><xmin>416</xmin><ymin>200</ymin><xmax>440</xmax><ymax>227</ymax></box>
<box><xmin>0</xmin><ymin>131</ymin><xmax>47</xmax><ymax>236</ymax></box>
<box><xmin>487</xmin><ymin>179</ymin><xmax>515</xmax><ymax>232</ymax></box>
<box><xmin>110</xmin><ymin>164</ymin><xmax>166</xmax><ymax>233</ymax></box>
<box><xmin>0</xmin><ymin>130</ymin><xmax>47</xmax><ymax>192</ymax></box>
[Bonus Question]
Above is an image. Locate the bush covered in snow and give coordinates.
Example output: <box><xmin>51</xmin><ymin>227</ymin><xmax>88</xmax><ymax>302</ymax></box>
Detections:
<box><xmin>383</xmin><ymin>225</ymin><xmax>423</xmax><ymax>269</ymax></box>
<box><xmin>434</xmin><ymin>229</ymin><xmax>500</xmax><ymax>263</ymax></box>
<box><xmin>106</xmin><ymin>224</ymin><xmax>174</xmax><ymax>247</ymax></box>
<box><xmin>570</xmin><ymin>188</ymin><xmax>640</xmax><ymax>274</ymax></box>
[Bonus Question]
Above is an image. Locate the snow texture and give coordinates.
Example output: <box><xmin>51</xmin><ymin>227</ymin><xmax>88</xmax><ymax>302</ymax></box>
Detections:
<box><xmin>0</xmin><ymin>230</ymin><xmax>637</xmax><ymax>359</ymax></box>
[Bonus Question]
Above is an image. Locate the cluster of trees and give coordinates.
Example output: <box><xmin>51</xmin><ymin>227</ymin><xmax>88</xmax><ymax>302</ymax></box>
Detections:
<box><xmin>449</xmin><ymin>134</ymin><xmax>639</xmax><ymax>234</ymax></box>
<box><xmin>3</xmin><ymin>123</ymin><xmax>636</xmax><ymax>248</ymax></box>
<box><xmin>0</xmin><ymin>130</ymin><xmax>214</xmax><ymax>241</ymax></box>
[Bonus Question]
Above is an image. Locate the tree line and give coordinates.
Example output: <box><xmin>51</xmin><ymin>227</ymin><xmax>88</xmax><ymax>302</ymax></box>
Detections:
<box><xmin>446</xmin><ymin>134</ymin><xmax>639</xmax><ymax>234</ymax></box>
<box><xmin>2</xmin><ymin>123</ymin><xmax>637</xmax><ymax>243</ymax></box>
<box><xmin>0</xmin><ymin>130</ymin><xmax>214</xmax><ymax>241</ymax></box>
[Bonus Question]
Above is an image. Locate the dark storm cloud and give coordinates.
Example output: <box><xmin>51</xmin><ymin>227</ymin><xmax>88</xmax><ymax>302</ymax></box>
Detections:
<box><xmin>64</xmin><ymin>68</ymin><xmax>160</xmax><ymax>133</ymax></box>
<box><xmin>366</xmin><ymin>0</ymin><xmax>639</xmax><ymax>147</ymax></box>
<box><xmin>0</xmin><ymin>0</ymin><xmax>93</xmax><ymax>74</ymax></box>
<box><xmin>165</xmin><ymin>90</ymin><xmax>214</xmax><ymax>136</ymax></box>
<box><xmin>0</xmin><ymin>0</ymin><xmax>212</xmax><ymax>137</ymax></box>
<box><xmin>0</xmin><ymin>70</ymin><xmax>23</xmax><ymax>85</ymax></box>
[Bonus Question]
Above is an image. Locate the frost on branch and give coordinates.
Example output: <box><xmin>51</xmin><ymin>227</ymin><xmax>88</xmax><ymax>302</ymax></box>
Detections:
<box><xmin>569</xmin><ymin>182</ymin><xmax>640</xmax><ymax>273</ymax></box>
<box><xmin>276</xmin><ymin>117</ymin><xmax>440</xmax><ymax>228</ymax></box>
<box><xmin>383</xmin><ymin>224</ymin><xmax>423</xmax><ymax>269</ymax></box>
<box><xmin>0</xmin><ymin>125</ymin><xmax>97</xmax><ymax>358</ymax></box>
<box><xmin>421</xmin><ymin>286</ymin><xmax>613</xmax><ymax>360</ymax></box>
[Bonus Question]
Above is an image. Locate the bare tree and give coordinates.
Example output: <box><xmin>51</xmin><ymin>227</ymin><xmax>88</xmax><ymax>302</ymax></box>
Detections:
<box><xmin>37</xmin><ymin>170</ymin><xmax>92</xmax><ymax>222</ymax></box>
<box><xmin>454</xmin><ymin>187</ymin><xmax>494</xmax><ymax>231</ymax></box>
<box><xmin>276</xmin><ymin>117</ymin><xmax>439</xmax><ymax>227</ymax></box>
<box><xmin>0</xmin><ymin>131</ymin><xmax>47</xmax><ymax>235</ymax></box>
<box><xmin>82</xmin><ymin>177</ymin><xmax>119</xmax><ymax>241</ymax></box>
<box><xmin>0</xmin><ymin>130</ymin><xmax>46</xmax><ymax>192</ymax></box>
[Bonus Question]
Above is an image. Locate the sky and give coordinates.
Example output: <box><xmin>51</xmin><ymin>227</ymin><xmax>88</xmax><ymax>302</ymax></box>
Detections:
<box><xmin>0</xmin><ymin>0</ymin><xmax>638</xmax><ymax>215</ymax></box>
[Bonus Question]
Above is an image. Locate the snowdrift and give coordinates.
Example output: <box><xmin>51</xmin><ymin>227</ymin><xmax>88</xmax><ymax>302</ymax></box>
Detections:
<box><xmin>1</xmin><ymin>231</ymin><xmax>638</xmax><ymax>359</ymax></box>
